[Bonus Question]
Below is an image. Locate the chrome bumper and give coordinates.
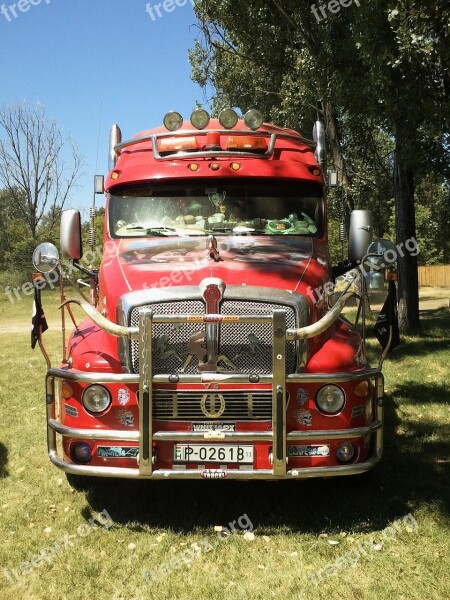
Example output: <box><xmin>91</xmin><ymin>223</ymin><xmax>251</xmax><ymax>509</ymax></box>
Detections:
<box><xmin>45</xmin><ymin>310</ymin><xmax>384</xmax><ymax>480</ymax></box>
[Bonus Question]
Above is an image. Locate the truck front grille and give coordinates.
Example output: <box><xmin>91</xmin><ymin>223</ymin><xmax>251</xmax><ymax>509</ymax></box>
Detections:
<box><xmin>129</xmin><ymin>300</ymin><xmax>297</xmax><ymax>376</ymax></box>
<box><xmin>152</xmin><ymin>389</ymin><xmax>272</xmax><ymax>420</ymax></box>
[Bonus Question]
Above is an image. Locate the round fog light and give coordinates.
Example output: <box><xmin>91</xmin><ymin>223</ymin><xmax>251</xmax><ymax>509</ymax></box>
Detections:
<box><xmin>244</xmin><ymin>109</ymin><xmax>264</xmax><ymax>131</ymax></box>
<box><xmin>219</xmin><ymin>108</ymin><xmax>239</xmax><ymax>129</ymax></box>
<box><xmin>82</xmin><ymin>385</ymin><xmax>111</xmax><ymax>414</ymax></box>
<box><xmin>72</xmin><ymin>442</ymin><xmax>92</xmax><ymax>464</ymax></box>
<box><xmin>191</xmin><ymin>108</ymin><xmax>210</xmax><ymax>130</ymax></box>
<box><xmin>336</xmin><ymin>442</ymin><xmax>355</xmax><ymax>463</ymax></box>
<box><xmin>163</xmin><ymin>111</ymin><xmax>183</xmax><ymax>132</ymax></box>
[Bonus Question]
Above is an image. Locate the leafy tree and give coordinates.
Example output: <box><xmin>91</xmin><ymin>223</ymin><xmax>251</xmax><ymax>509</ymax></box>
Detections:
<box><xmin>190</xmin><ymin>0</ymin><xmax>450</xmax><ymax>332</ymax></box>
<box><xmin>0</xmin><ymin>102</ymin><xmax>83</xmax><ymax>239</ymax></box>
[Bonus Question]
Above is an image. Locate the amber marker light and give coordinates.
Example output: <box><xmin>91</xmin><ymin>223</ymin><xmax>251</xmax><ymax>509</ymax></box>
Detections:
<box><xmin>209</xmin><ymin>162</ymin><xmax>221</xmax><ymax>171</ymax></box>
<box><xmin>61</xmin><ymin>381</ymin><xmax>74</xmax><ymax>399</ymax></box>
<box><xmin>308</xmin><ymin>166</ymin><xmax>322</xmax><ymax>177</ymax></box>
<box><xmin>189</xmin><ymin>163</ymin><xmax>200</xmax><ymax>172</ymax></box>
<box><xmin>354</xmin><ymin>380</ymin><xmax>370</xmax><ymax>398</ymax></box>
<box><xmin>111</xmin><ymin>170</ymin><xmax>121</xmax><ymax>180</ymax></box>
<box><xmin>230</xmin><ymin>162</ymin><xmax>242</xmax><ymax>171</ymax></box>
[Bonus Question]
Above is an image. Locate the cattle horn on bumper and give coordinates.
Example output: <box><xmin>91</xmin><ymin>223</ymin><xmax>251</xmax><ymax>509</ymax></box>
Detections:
<box><xmin>286</xmin><ymin>293</ymin><xmax>356</xmax><ymax>341</ymax></box>
<box><xmin>60</xmin><ymin>299</ymin><xmax>138</xmax><ymax>338</ymax></box>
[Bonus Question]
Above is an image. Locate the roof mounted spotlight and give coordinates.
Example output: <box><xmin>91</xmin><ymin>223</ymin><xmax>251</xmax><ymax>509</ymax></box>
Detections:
<box><xmin>219</xmin><ymin>108</ymin><xmax>239</xmax><ymax>129</ymax></box>
<box><xmin>191</xmin><ymin>108</ymin><xmax>210</xmax><ymax>130</ymax></box>
<box><xmin>163</xmin><ymin>111</ymin><xmax>183</xmax><ymax>132</ymax></box>
<box><xmin>244</xmin><ymin>109</ymin><xmax>264</xmax><ymax>131</ymax></box>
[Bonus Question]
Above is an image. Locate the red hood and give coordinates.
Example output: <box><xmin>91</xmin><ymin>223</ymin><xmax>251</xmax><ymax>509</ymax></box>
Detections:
<box><xmin>99</xmin><ymin>237</ymin><xmax>330</xmax><ymax>317</ymax></box>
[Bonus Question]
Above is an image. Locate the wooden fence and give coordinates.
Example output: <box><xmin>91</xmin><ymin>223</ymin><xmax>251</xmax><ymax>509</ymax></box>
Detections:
<box><xmin>418</xmin><ymin>265</ymin><xmax>450</xmax><ymax>287</ymax></box>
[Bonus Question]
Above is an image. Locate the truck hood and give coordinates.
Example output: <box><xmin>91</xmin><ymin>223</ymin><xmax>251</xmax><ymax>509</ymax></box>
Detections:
<box><xmin>99</xmin><ymin>236</ymin><xmax>329</xmax><ymax>314</ymax></box>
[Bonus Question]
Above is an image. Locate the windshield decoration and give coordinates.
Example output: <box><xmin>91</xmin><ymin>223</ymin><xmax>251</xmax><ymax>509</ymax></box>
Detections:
<box><xmin>109</xmin><ymin>182</ymin><xmax>323</xmax><ymax>239</ymax></box>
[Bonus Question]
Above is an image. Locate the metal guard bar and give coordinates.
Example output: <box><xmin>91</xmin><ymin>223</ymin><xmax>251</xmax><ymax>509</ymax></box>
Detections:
<box><xmin>113</xmin><ymin>129</ymin><xmax>317</xmax><ymax>162</ymax></box>
<box><xmin>45</xmin><ymin>309</ymin><xmax>384</xmax><ymax>480</ymax></box>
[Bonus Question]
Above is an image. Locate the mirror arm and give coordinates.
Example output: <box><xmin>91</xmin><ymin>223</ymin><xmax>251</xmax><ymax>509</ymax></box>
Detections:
<box><xmin>71</xmin><ymin>261</ymin><xmax>99</xmax><ymax>281</ymax></box>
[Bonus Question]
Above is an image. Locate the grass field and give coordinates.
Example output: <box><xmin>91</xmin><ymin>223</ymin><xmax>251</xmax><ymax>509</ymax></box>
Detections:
<box><xmin>0</xmin><ymin>288</ymin><xmax>449</xmax><ymax>600</ymax></box>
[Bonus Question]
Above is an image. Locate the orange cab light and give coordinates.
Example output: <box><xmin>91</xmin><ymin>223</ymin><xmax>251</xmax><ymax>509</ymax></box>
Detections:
<box><xmin>230</xmin><ymin>162</ymin><xmax>242</xmax><ymax>171</ymax></box>
<box><xmin>226</xmin><ymin>136</ymin><xmax>268</xmax><ymax>151</ymax></box>
<box><xmin>61</xmin><ymin>381</ymin><xmax>74</xmax><ymax>399</ymax></box>
<box><xmin>188</xmin><ymin>163</ymin><xmax>200</xmax><ymax>172</ymax></box>
<box><xmin>158</xmin><ymin>137</ymin><xmax>200</xmax><ymax>154</ymax></box>
<box><xmin>111</xmin><ymin>170</ymin><xmax>121</xmax><ymax>180</ymax></box>
<box><xmin>354</xmin><ymin>381</ymin><xmax>370</xmax><ymax>398</ymax></box>
<box><xmin>209</xmin><ymin>162</ymin><xmax>221</xmax><ymax>171</ymax></box>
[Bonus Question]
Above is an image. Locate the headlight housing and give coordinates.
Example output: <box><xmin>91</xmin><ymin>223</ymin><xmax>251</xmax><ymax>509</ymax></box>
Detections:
<box><xmin>315</xmin><ymin>385</ymin><xmax>345</xmax><ymax>415</ymax></box>
<box><xmin>82</xmin><ymin>385</ymin><xmax>111</xmax><ymax>414</ymax></box>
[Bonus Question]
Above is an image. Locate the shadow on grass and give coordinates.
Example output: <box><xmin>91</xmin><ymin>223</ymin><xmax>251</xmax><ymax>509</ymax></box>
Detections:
<box><xmin>0</xmin><ymin>442</ymin><xmax>9</xmax><ymax>478</ymax></box>
<box><xmin>81</xmin><ymin>389</ymin><xmax>449</xmax><ymax>536</ymax></box>
<box><xmin>80</xmin><ymin>308</ymin><xmax>450</xmax><ymax>536</ymax></box>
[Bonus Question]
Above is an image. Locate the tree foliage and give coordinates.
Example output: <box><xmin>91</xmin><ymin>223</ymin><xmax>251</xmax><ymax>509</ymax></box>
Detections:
<box><xmin>190</xmin><ymin>0</ymin><xmax>450</xmax><ymax>332</ymax></box>
<box><xmin>0</xmin><ymin>102</ymin><xmax>83</xmax><ymax>239</ymax></box>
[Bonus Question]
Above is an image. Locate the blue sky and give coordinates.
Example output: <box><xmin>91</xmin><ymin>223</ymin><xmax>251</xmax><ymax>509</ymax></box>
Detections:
<box><xmin>0</xmin><ymin>0</ymin><xmax>209</xmax><ymax>219</ymax></box>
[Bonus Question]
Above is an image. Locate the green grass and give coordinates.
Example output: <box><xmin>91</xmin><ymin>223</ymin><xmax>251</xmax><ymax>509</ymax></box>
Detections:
<box><xmin>0</xmin><ymin>291</ymin><xmax>449</xmax><ymax>600</ymax></box>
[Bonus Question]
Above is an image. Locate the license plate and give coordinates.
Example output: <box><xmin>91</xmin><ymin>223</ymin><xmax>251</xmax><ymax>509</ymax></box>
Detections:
<box><xmin>174</xmin><ymin>444</ymin><xmax>254</xmax><ymax>465</ymax></box>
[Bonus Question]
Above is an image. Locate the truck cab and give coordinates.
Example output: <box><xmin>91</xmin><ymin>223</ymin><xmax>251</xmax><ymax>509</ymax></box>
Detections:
<box><xmin>33</xmin><ymin>109</ymin><xmax>385</xmax><ymax>483</ymax></box>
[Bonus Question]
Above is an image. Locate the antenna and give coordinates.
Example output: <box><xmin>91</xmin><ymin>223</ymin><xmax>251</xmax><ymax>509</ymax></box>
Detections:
<box><xmin>90</xmin><ymin>101</ymin><xmax>103</xmax><ymax>255</ymax></box>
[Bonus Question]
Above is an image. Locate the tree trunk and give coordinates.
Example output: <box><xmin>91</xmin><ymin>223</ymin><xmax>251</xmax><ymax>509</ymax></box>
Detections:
<box><xmin>394</xmin><ymin>149</ymin><xmax>420</xmax><ymax>333</ymax></box>
<box><xmin>324</xmin><ymin>101</ymin><xmax>354</xmax><ymax>223</ymax></box>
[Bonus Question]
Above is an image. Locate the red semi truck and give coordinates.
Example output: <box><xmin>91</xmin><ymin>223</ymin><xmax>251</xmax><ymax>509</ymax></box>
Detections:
<box><xmin>32</xmin><ymin>108</ymin><xmax>389</xmax><ymax>486</ymax></box>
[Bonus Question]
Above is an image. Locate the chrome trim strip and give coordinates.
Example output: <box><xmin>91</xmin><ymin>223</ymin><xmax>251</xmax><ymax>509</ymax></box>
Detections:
<box><xmin>113</xmin><ymin>129</ymin><xmax>316</xmax><ymax>161</ymax></box>
<box><xmin>48</xmin><ymin>368</ymin><xmax>139</xmax><ymax>384</ymax></box>
<box><xmin>47</xmin><ymin>368</ymin><xmax>381</xmax><ymax>386</ymax></box>
<box><xmin>139</xmin><ymin>309</ymin><xmax>153</xmax><ymax>475</ymax></box>
<box><xmin>272</xmin><ymin>310</ymin><xmax>287</xmax><ymax>476</ymax></box>
<box><xmin>48</xmin><ymin>451</ymin><xmax>381</xmax><ymax>479</ymax></box>
<box><xmin>47</xmin><ymin>420</ymin><xmax>380</xmax><ymax>443</ymax></box>
<box><xmin>48</xmin><ymin>420</ymin><xmax>140</xmax><ymax>441</ymax></box>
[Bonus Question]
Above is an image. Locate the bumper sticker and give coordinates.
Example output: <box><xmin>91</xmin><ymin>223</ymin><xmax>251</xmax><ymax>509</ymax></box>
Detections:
<box><xmin>65</xmin><ymin>404</ymin><xmax>78</xmax><ymax>418</ymax></box>
<box><xmin>98</xmin><ymin>446</ymin><xmax>139</xmax><ymax>459</ymax></box>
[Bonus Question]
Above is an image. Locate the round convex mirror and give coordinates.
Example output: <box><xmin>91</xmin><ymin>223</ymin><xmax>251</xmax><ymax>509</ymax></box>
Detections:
<box><xmin>32</xmin><ymin>243</ymin><xmax>60</xmax><ymax>273</ymax></box>
<box><xmin>366</xmin><ymin>239</ymin><xmax>398</xmax><ymax>269</ymax></box>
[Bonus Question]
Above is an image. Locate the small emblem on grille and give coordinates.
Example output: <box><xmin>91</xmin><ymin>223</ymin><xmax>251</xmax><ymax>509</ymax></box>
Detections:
<box><xmin>200</xmin><ymin>393</ymin><xmax>226</xmax><ymax>418</ymax></box>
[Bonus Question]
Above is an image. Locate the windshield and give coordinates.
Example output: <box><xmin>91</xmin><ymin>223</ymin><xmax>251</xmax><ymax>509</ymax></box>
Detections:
<box><xmin>109</xmin><ymin>180</ymin><xmax>323</xmax><ymax>238</ymax></box>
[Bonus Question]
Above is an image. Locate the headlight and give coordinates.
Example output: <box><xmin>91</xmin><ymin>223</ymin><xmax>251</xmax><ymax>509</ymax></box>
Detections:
<box><xmin>315</xmin><ymin>385</ymin><xmax>345</xmax><ymax>415</ymax></box>
<box><xmin>82</xmin><ymin>385</ymin><xmax>111</xmax><ymax>414</ymax></box>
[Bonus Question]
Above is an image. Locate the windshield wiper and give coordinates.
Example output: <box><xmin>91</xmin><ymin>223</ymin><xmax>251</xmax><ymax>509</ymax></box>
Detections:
<box><xmin>146</xmin><ymin>227</ymin><xmax>178</xmax><ymax>236</ymax></box>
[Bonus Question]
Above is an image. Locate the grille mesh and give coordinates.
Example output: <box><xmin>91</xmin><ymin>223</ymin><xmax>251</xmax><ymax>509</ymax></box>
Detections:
<box><xmin>129</xmin><ymin>300</ymin><xmax>296</xmax><ymax>375</ymax></box>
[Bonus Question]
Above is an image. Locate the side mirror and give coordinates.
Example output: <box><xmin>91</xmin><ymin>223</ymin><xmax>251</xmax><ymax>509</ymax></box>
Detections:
<box><xmin>365</xmin><ymin>239</ymin><xmax>398</xmax><ymax>293</ymax></box>
<box><xmin>60</xmin><ymin>209</ymin><xmax>83</xmax><ymax>261</ymax></box>
<box><xmin>313</xmin><ymin>120</ymin><xmax>326</xmax><ymax>167</ymax></box>
<box><xmin>365</xmin><ymin>239</ymin><xmax>398</xmax><ymax>269</ymax></box>
<box><xmin>32</xmin><ymin>243</ymin><xmax>59</xmax><ymax>273</ymax></box>
<box><xmin>348</xmin><ymin>210</ymin><xmax>373</xmax><ymax>263</ymax></box>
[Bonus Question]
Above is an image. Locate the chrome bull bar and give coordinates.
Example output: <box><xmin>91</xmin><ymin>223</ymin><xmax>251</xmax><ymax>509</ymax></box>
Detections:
<box><xmin>45</xmin><ymin>309</ymin><xmax>384</xmax><ymax>480</ymax></box>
